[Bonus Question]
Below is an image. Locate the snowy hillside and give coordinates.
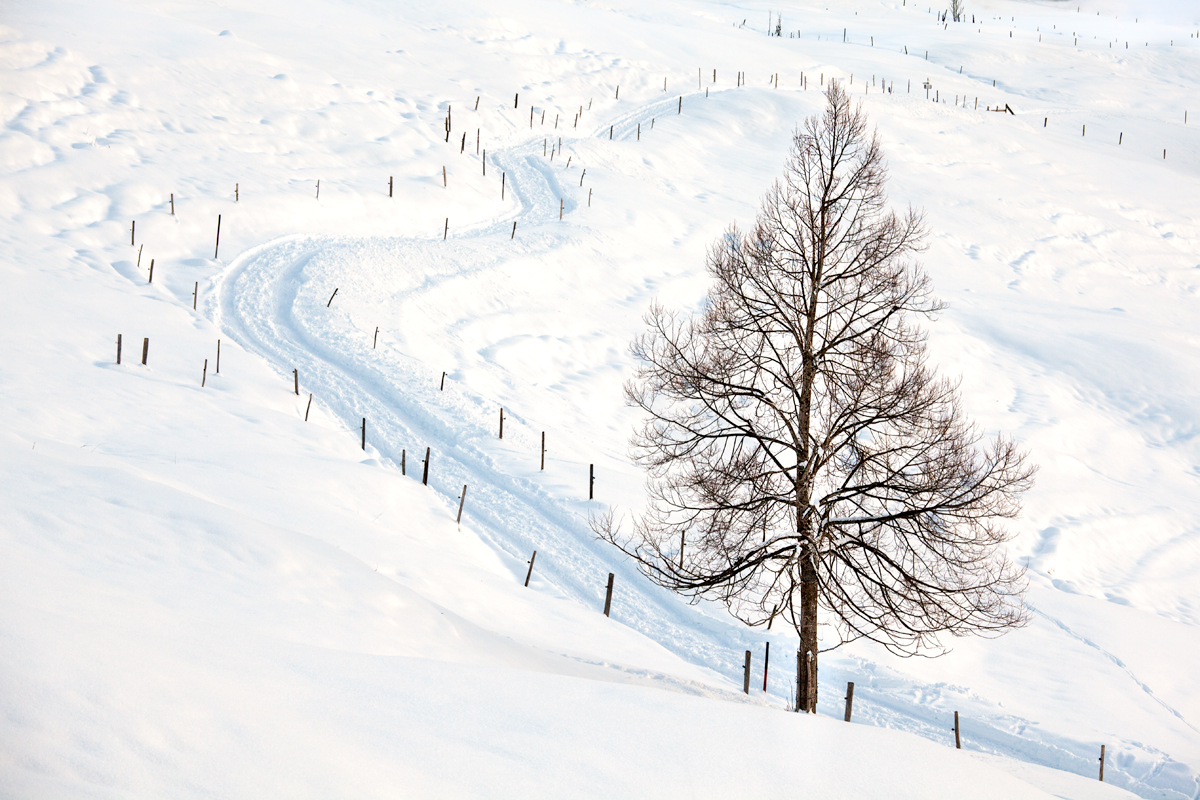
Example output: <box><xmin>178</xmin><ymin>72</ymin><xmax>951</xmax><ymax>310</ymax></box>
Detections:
<box><xmin>1</xmin><ymin>0</ymin><xmax>1198</xmax><ymax>797</ymax></box>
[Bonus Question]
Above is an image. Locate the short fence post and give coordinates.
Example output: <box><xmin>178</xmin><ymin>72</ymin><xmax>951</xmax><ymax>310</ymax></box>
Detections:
<box><xmin>524</xmin><ymin>551</ymin><xmax>537</xmax><ymax>586</ymax></box>
<box><xmin>844</xmin><ymin>682</ymin><xmax>855</xmax><ymax>721</ymax></box>
<box><xmin>422</xmin><ymin>447</ymin><xmax>431</xmax><ymax>485</ymax></box>
<box><xmin>953</xmin><ymin>711</ymin><xmax>961</xmax><ymax>749</ymax></box>
<box><xmin>141</xmin><ymin>338</ymin><xmax>149</xmax><ymax>366</ymax></box>
<box><xmin>456</xmin><ymin>485</ymin><xmax>467</xmax><ymax>523</ymax></box>
<box><xmin>589</xmin><ymin>464</ymin><xmax>595</xmax><ymax>499</ymax></box>
<box><xmin>116</xmin><ymin>334</ymin><xmax>122</xmax><ymax>364</ymax></box>
<box><xmin>1099</xmin><ymin>745</ymin><xmax>1106</xmax><ymax>781</ymax></box>
<box><xmin>294</xmin><ymin>368</ymin><xmax>299</xmax><ymax>396</ymax></box>
<box><xmin>202</xmin><ymin>358</ymin><xmax>208</xmax><ymax>387</ymax></box>
<box><xmin>763</xmin><ymin>641</ymin><xmax>770</xmax><ymax>691</ymax></box>
<box><xmin>603</xmin><ymin>572</ymin><xmax>614</xmax><ymax>616</ymax></box>
<box><xmin>361</xmin><ymin>417</ymin><xmax>366</xmax><ymax>450</ymax></box>
<box><xmin>743</xmin><ymin>650</ymin><xmax>752</xmax><ymax>694</ymax></box>
<box><xmin>540</xmin><ymin>431</ymin><xmax>545</xmax><ymax>470</ymax></box>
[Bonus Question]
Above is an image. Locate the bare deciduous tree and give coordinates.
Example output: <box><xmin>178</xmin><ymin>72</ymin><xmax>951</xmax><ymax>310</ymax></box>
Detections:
<box><xmin>595</xmin><ymin>82</ymin><xmax>1034</xmax><ymax>714</ymax></box>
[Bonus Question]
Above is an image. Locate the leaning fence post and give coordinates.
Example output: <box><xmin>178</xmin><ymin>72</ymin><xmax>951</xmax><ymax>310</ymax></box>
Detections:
<box><xmin>743</xmin><ymin>650</ymin><xmax>752</xmax><ymax>694</ymax></box>
<box><xmin>141</xmin><ymin>337</ymin><xmax>149</xmax><ymax>366</ymax></box>
<box><xmin>524</xmin><ymin>551</ymin><xmax>537</xmax><ymax>586</ymax></box>
<box><xmin>844</xmin><ymin>682</ymin><xmax>855</xmax><ymax>721</ymax></box>
<box><xmin>603</xmin><ymin>572</ymin><xmax>614</xmax><ymax>616</ymax></box>
<box><xmin>456</xmin><ymin>484</ymin><xmax>467</xmax><ymax>523</ymax></box>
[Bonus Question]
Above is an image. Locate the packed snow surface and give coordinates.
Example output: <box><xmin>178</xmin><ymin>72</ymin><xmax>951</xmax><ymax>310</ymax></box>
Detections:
<box><xmin>1</xmin><ymin>0</ymin><xmax>1198</xmax><ymax>796</ymax></box>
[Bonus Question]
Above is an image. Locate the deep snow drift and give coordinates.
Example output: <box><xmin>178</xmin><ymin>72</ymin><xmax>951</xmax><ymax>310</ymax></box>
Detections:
<box><xmin>1</xmin><ymin>0</ymin><xmax>1198</xmax><ymax>797</ymax></box>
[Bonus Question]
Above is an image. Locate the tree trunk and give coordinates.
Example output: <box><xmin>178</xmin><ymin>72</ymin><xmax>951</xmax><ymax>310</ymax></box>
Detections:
<box><xmin>799</xmin><ymin>538</ymin><xmax>819</xmax><ymax>712</ymax></box>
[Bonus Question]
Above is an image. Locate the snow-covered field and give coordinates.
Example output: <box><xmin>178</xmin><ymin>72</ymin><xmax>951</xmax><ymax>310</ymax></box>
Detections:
<box><xmin>2</xmin><ymin>0</ymin><xmax>1198</xmax><ymax>796</ymax></box>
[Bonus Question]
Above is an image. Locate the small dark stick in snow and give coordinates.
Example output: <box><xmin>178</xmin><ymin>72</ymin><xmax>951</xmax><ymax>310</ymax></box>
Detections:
<box><xmin>361</xmin><ymin>418</ymin><xmax>366</xmax><ymax>450</ymax></box>
<box><xmin>953</xmin><ymin>711</ymin><xmax>962</xmax><ymax>749</ymax></box>
<box><xmin>580</xmin><ymin>169</ymin><xmax>586</xmax><ymax>186</ymax></box>
<box><xmin>1099</xmin><ymin>745</ymin><xmax>1106</xmax><ymax>781</ymax></box>
<box><xmin>540</xmin><ymin>431</ymin><xmax>545</xmax><ymax>470</ymax></box>
<box><xmin>502</xmin><ymin>172</ymin><xmax>505</xmax><ymax>199</ymax></box>
<box><xmin>116</xmin><ymin>334</ymin><xmax>122</xmax><ymax>365</ymax></box>
<box><xmin>422</xmin><ymin>446</ymin><xmax>431</xmax><ymax>485</ymax></box>
<box><xmin>327</xmin><ymin>288</ymin><xmax>338</xmax><ymax>307</ymax></box>
<box><xmin>456</xmin><ymin>485</ymin><xmax>467</xmax><ymax>523</ymax></box>
<box><xmin>511</xmin><ymin>221</ymin><xmax>517</xmax><ymax>239</ymax></box>
<box><xmin>216</xmin><ymin>339</ymin><xmax>220</xmax><ymax>373</ymax></box>
<box><xmin>524</xmin><ymin>551</ymin><xmax>537</xmax><ymax>586</ymax></box>
<box><xmin>560</xmin><ymin>198</ymin><xmax>564</xmax><ymax>220</ymax></box>
<box><xmin>844</xmin><ymin>682</ymin><xmax>855</xmax><ymax>721</ymax></box>
<box><xmin>389</xmin><ymin>176</ymin><xmax>393</xmax><ymax>197</ymax></box>
<box><xmin>609</xmin><ymin>125</ymin><xmax>613</xmax><ymax>139</ymax></box>
<box><xmin>170</xmin><ymin>193</ymin><xmax>174</xmax><ymax>215</ymax></box>
<box><xmin>763</xmin><ymin>641</ymin><xmax>770</xmax><ymax>691</ymax></box>
<box><xmin>440</xmin><ymin>371</ymin><xmax>446</xmax><ymax>390</ymax></box>
<box><xmin>499</xmin><ymin>408</ymin><xmax>504</xmax><ymax>439</ymax></box>
<box><xmin>603</xmin><ymin>572</ymin><xmax>614</xmax><ymax>616</ymax></box>
<box><xmin>483</xmin><ymin>149</ymin><xmax>486</xmax><ymax>175</ymax></box>
<box><xmin>141</xmin><ymin>338</ymin><xmax>149</xmax><ymax>366</ymax></box>
<box><xmin>743</xmin><ymin>651</ymin><xmax>751</xmax><ymax>693</ymax></box>
<box><xmin>514</xmin><ymin>92</ymin><xmax>518</xmax><ymax>108</ymax></box>
<box><xmin>131</xmin><ymin>220</ymin><xmax>135</xmax><ymax>246</ymax></box>
<box><xmin>214</xmin><ymin>214</ymin><xmax>221</xmax><ymax>259</ymax></box>
<box><xmin>460</xmin><ymin>132</ymin><xmax>466</xmax><ymax>153</ymax></box>
<box><xmin>588</xmin><ymin>188</ymin><xmax>592</xmax><ymax>207</ymax></box>
<box><xmin>474</xmin><ymin>96</ymin><xmax>479</xmax><ymax>111</ymax></box>
<box><xmin>316</xmin><ymin>180</ymin><xmax>320</xmax><ymax>199</ymax></box>
<box><xmin>678</xmin><ymin>96</ymin><xmax>681</xmax><ymax>114</ymax></box>
<box><xmin>589</xmin><ymin>463</ymin><xmax>595</xmax><ymax>499</ymax></box>
<box><xmin>137</xmin><ymin>244</ymin><xmax>142</xmax><ymax>268</ymax></box>
<box><xmin>235</xmin><ymin>183</ymin><xmax>239</xmax><ymax>202</ymax></box>
<box><xmin>443</xmin><ymin>166</ymin><xmax>447</xmax><ymax>187</ymax></box>
<box><xmin>202</xmin><ymin>358</ymin><xmax>207</xmax><ymax>387</ymax></box>
<box><xmin>305</xmin><ymin>393</ymin><xmax>312</xmax><ymax>421</ymax></box>
<box><xmin>401</xmin><ymin>449</ymin><xmax>405</xmax><ymax>474</ymax></box>
<box><xmin>193</xmin><ymin>281</ymin><xmax>198</xmax><ymax>310</ymax></box>
<box><xmin>373</xmin><ymin>327</ymin><xmax>379</xmax><ymax>348</ymax></box>
<box><xmin>294</xmin><ymin>368</ymin><xmax>299</xmax><ymax>396</ymax></box>
<box><xmin>444</xmin><ymin>218</ymin><xmax>448</xmax><ymax>240</ymax></box>
<box><xmin>148</xmin><ymin>259</ymin><xmax>154</xmax><ymax>283</ymax></box>
<box><xmin>615</xmin><ymin>85</ymin><xmax>619</xmax><ymax>99</ymax></box>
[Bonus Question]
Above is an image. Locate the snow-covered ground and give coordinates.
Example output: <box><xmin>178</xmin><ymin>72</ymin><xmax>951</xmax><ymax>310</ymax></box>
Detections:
<box><xmin>2</xmin><ymin>0</ymin><xmax>1198</xmax><ymax>796</ymax></box>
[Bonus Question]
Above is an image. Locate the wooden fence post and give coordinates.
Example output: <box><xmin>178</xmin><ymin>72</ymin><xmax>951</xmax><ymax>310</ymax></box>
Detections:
<box><xmin>1099</xmin><ymin>745</ymin><xmax>1106</xmax><ymax>781</ymax></box>
<box><xmin>603</xmin><ymin>572</ymin><xmax>614</xmax><ymax>616</ymax></box>
<box><xmin>499</xmin><ymin>408</ymin><xmax>504</xmax><ymax>438</ymax></box>
<box><xmin>294</xmin><ymin>368</ymin><xmax>299</xmax><ymax>395</ymax></box>
<box><xmin>170</xmin><ymin>193</ymin><xmax>174</xmax><ymax>214</ymax></box>
<box><xmin>540</xmin><ymin>431</ymin><xmax>545</xmax><ymax>470</ymax></box>
<box><xmin>131</xmin><ymin>220</ymin><xmax>135</xmax><ymax>246</ymax></box>
<box><xmin>216</xmin><ymin>339</ymin><xmax>220</xmax><ymax>373</ymax></box>
<box><xmin>743</xmin><ymin>650</ymin><xmax>751</xmax><ymax>694</ymax></box>
<box><xmin>440</xmin><ymin>371</ymin><xmax>446</xmax><ymax>390</ymax></box>
<box><xmin>214</xmin><ymin>214</ymin><xmax>221</xmax><ymax>259</ymax></box>
<box><xmin>374</xmin><ymin>327</ymin><xmax>379</xmax><ymax>348</ymax></box>
<box><xmin>457</xmin><ymin>484</ymin><xmax>467</xmax><ymax>523</ymax></box>
<box><xmin>116</xmin><ymin>334</ymin><xmax>122</xmax><ymax>364</ymax></box>
<box><xmin>953</xmin><ymin>711</ymin><xmax>961</xmax><ymax>749</ymax></box>
<box><xmin>763</xmin><ymin>641</ymin><xmax>770</xmax><ymax>691</ymax></box>
<box><xmin>361</xmin><ymin>417</ymin><xmax>366</xmax><ymax>450</ymax></box>
<box><xmin>422</xmin><ymin>447</ymin><xmax>431</xmax><ymax>485</ymax></box>
<box><xmin>844</xmin><ymin>682</ymin><xmax>855</xmax><ymax>721</ymax></box>
<box><xmin>305</xmin><ymin>393</ymin><xmax>312</xmax><ymax>421</ymax></box>
<box><xmin>148</xmin><ymin>259</ymin><xmax>154</xmax><ymax>283</ymax></box>
<box><xmin>141</xmin><ymin>338</ymin><xmax>149</xmax><ymax>366</ymax></box>
<box><xmin>589</xmin><ymin>464</ymin><xmax>594</xmax><ymax>499</ymax></box>
<box><xmin>524</xmin><ymin>551</ymin><xmax>537</xmax><ymax>586</ymax></box>
<box><xmin>389</xmin><ymin>176</ymin><xmax>393</xmax><ymax>197</ymax></box>
<box><xmin>193</xmin><ymin>281</ymin><xmax>198</xmax><ymax>310</ymax></box>
<box><xmin>202</xmin><ymin>358</ymin><xmax>208</xmax><ymax>387</ymax></box>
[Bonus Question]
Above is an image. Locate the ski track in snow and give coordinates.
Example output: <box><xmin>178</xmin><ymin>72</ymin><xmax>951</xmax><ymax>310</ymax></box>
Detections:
<box><xmin>211</xmin><ymin>93</ymin><xmax>1199</xmax><ymax>800</ymax></box>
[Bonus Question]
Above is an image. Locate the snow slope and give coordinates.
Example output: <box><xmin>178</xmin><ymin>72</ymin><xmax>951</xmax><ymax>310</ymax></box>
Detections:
<box><xmin>1</xmin><ymin>0</ymin><xmax>1198</xmax><ymax>796</ymax></box>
